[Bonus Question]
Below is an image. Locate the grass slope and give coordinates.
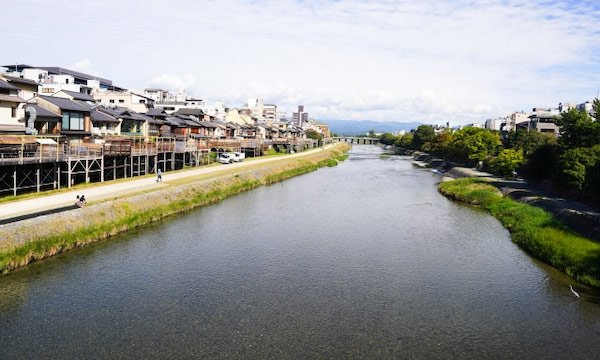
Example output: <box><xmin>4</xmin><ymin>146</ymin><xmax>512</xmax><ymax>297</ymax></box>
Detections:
<box><xmin>439</xmin><ymin>178</ymin><xmax>600</xmax><ymax>287</ymax></box>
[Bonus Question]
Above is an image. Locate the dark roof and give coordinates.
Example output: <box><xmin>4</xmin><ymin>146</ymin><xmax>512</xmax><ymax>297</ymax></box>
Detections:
<box><xmin>39</xmin><ymin>96</ymin><xmax>91</xmax><ymax>112</ymax></box>
<box><xmin>58</xmin><ymin>90</ymin><xmax>96</xmax><ymax>102</ymax></box>
<box><xmin>1</xmin><ymin>75</ymin><xmax>38</xmax><ymax>86</ymax></box>
<box><xmin>165</xmin><ymin>116</ymin><xmax>187</xmax><ymax>127</ymax></box>
<box><xmin>0</xmin><ymin>79</ymin><xmax>19</xmax><ymax>90</ymax></box>
<box><xmin>145</xmin><ymin>108</ymin><xmax>167</xmax><ymax>117</ymax></box>
<box><xmin>91</xmin><ymin>108</ymin><xmax>119</xmax><ymax>123</ymax></box>
<box><xmin>197</xmin><ymin>121</ymin><xmax>218</xmax><ymax>128</ymax></box>
<box><xmin>174</xmin><ymin>108</ymin><xmax>206</xmax><ymax>116</ymax></box>
<box><xmin>27</xmin><ymin>104</ymin><xmax>61</xmax><ymax>118</ymax></box>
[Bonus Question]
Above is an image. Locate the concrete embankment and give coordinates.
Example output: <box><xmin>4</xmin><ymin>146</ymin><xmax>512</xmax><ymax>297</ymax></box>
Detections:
<box><xmin>0</xmin><ymin>144</ymin><xmax>350</xmax><ymax>273</ymax></box>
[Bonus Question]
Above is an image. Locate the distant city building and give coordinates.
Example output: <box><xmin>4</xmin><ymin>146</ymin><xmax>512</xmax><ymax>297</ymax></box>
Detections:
<box><xmin>94</xmin><ymin>90</ymin><xmax>154</xmax><ymax>113</ymax></box>
<box><xmin>292</xmin><ymin>105</ymin><xmax>308</xmax><ymax>128</ymax></box>
<box><xmin>143</xmin><ymin>88</ymin><xmax>205</xmax><ymax>114</ymax></box>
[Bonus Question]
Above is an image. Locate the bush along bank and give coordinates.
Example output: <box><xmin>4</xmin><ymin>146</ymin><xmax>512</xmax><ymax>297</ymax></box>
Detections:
<box><xmin>439</xmin><ymin>178</ymin><xmax>600</xmax><ymax>288</ymax></box>
<box><xmin>0</xmin><ymin>144</ymin><xmax>351</xmax><ymax>274</ymax></box>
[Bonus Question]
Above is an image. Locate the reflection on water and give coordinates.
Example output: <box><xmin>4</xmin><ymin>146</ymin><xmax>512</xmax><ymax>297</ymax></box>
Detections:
<box><xmin>1</xmin><ymin>145</ymin><xmax>599</xmax><ymax>359</ymax></box>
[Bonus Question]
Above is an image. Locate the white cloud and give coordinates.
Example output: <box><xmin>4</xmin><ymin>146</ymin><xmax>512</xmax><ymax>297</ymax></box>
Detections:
<box><xmin>147</xmin><ymin>73</ymin><xmax>196</xmax><ymax>91</ymax></box>
<box><xmin>5</xmin><ymin>0</ymin><xmax>600</xmax><ymax>124</ymax></box>
<box><xmin>71</xmin><ymin>58</ymin><xmax>92</xmax><ymax>73</ymax></box>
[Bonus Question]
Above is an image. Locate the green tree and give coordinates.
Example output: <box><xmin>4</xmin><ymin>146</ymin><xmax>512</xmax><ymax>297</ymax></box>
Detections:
<box><xmin>555</xmin><ymin>107</ymin><xmax>600</xmax><ymax>149</ymax></box>
<box><xmin>489</xmin><ymin>149</ymin><xmax>525</xmax><ymax>177</ymax></box>
<box><xmin>305</xmin><ymin>129</ymin><xmax>324</xmax><ymax>145</ymax></box>
<box><xmin>449</xmin><ymin>127</ymin><xmax>501</xmax><ymax>164</ymax></box>
<box><xmin>504</xmin><ymin>129</ymin><xmax>557</xmax><ymax>156</ymax></box>
<box><xmin>428</xmin><ymin>130</ymin><xmax>454</xmax><ymax>158</ymax></box>
<box><xmin>556</xmin><ymin>145</ymin><xmax>600</xmax><ymax>193</ymax></box>
<box><xmin>379</xmin><ymin>132</ymin><xmax>398</xmax><ymax>145</ymax></box>
<box><xmin>394</xmin><ymin>134</ymin><xmax>414</xmax><ymax>149</ymax></box>
<box><xmin>411</xmin><ymin>125</ymin><xmax>436</xmax><ymax>150</ymax></box>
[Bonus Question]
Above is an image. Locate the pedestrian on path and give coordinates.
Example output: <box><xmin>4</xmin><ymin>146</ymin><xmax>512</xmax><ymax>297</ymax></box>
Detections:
<box><xmin>156</xmin><ymin>168</ymin><xmax>162</xmax><ymax>183</ymax></box>
<box><xmin>75</xmin><ymin>195</ymin><xmax>86</xmax><ymax>207</ymax></box>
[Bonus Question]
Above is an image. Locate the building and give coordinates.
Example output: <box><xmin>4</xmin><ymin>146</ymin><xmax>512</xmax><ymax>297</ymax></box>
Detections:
<box><xmin>145</xmin><ymin>88</ymin><xmax>205</xmax><ymax>114</ymax></box>
<box><xmin>292</xmin><ymin>105</ymin><xmax>308</xmax><ymax>128</ymax></box>
<box><xmin>485</xmin><ymin>117</ymin><xmax>504</xmax><ymax>131</ymax></box>
<box><xmin>2</xmin><ymin>64</ymin><xmax>120</xmax><ymax>95</ymax></box>
<box><xmin>0</xmin><ymin>74</ymin><xmax>39</xmax><ymax>101</ymax></box>
<box><xmin>502</xmin><ymin>111</ymin><xmax>531</xmax><ymax>132</ymax></box>
<box><xmin>0</xmin><ymin>79</ymin><xmax>26</xmax><ymax>133</ymax></box>
<box><xmin>520</xmin><ymin>108</ymin><xmax>560</xmax><ymax>136</ymax></box>
<box><xmin>94</xmin><ymin>91</ymin><xmax>154</xmax><ymax>113</ymax></box>
<box><xmin>263</xmin><ymin>104</ymin><xmax>277</xmax><ymax>121</ymax></box>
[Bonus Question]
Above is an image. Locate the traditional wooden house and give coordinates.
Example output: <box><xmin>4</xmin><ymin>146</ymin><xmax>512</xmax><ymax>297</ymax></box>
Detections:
<box><xmin>90</xmin><ymin>107</ymin><xmax>120</xmax><ymax>137</ymax></box>
<box><xmin>32</xmin><ymin>95</ymin><xmax>92</xmax><ymax>141</ymax></box>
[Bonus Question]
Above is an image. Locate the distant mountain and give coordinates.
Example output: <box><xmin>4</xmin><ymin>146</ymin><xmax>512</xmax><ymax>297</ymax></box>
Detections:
<box><xmin>324</xmin><ymin>120</ymin><xmax>421</xmax><ymax>136</ymax></box>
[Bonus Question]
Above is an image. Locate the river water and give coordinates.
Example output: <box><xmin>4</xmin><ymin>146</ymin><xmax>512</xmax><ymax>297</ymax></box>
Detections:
<box><xmin>1</xmin><ymin>146</ymin><xmax>599</xmax><ymax>359</ymax></box>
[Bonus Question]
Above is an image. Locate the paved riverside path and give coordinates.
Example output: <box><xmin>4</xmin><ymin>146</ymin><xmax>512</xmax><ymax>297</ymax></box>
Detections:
<box><xmin>0</xmin><ymin>145</ymin><xmax>335</xmax><ymax>224</ymax></box>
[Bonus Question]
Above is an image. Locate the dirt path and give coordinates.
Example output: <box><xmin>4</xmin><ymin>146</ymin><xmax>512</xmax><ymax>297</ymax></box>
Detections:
<box><xmin>0</xmin><ymin>145</ymin><xmax>336</xmax><ymax>223</ymax></box>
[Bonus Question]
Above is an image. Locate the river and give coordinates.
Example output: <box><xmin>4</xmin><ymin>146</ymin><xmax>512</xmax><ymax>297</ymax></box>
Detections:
<box><xmin>1</xmin><ymin>145</ymin><xmax>599</xmax><ymax>359</ymax></box>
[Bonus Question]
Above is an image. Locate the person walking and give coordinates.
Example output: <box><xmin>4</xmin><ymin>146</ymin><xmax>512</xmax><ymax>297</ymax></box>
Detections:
<box><xmin>156</xmin><ymin>168</ymin><xmax>162</xmax><ymax>183</ymax></box>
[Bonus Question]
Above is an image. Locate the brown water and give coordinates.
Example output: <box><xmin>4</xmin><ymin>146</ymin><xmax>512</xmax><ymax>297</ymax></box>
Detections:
<box><xmin>1</xmin><ymin>145</ymin><xmax>599</xmax><ymax>359</ymax></box>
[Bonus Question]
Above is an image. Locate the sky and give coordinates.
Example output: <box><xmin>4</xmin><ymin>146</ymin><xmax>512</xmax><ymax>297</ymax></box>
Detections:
<box><xmin>3</xmin><ymin>0</ymin><xmax>600</xmax><ymax>124</ymax></box>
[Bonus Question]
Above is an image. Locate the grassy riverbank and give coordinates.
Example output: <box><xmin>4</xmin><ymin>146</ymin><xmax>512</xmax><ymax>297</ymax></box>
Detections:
<box><xmin>439</xmin><ymin>178</ymin><xmax>600</xmax><ymax>287</ymax></box>
<box><xmin>0</xmin><ymin>144</ymin><xmax>350</xmax><ymax>274</ymax></box>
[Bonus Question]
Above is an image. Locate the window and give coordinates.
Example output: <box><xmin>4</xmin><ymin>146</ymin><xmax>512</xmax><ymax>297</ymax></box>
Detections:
<box><xmin>109</xmin><ymin>99</ymin><xmax>115</xmax><ymax>104</ymax></box>
<box><xmin>65</xmin><ymin>79</ymin><xmax>69</xmax><ymax>84</ymax></box>
<box><xmin>11</xmin><ymin>107</ymin><xmax>17</xmax><ymax>118</ymax></box>
<box><xmin>61</xmin><ymin>111</ymin><xmax>84</xmax><ymax>130</ymax></box>
<box><xmin>140</xmin><ymin>99</ymin><xmax>146</xmax><ymax>104</ymax></box>
<box><xmin>42</xmin><ymin>88</ymin><xmax>54</xmax><ymax>93</ymax></box>
<box><xmin>118</xmin><ymin>99</ymin><xmax>124</xmax><ymax>103</ymax></box>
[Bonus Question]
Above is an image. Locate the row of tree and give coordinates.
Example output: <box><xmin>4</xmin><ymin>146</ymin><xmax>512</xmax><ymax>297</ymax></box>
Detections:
<box><xmin>380</xmin><ymin>99</ymin><xmax>600</xmax><ymax>201</ymax></box>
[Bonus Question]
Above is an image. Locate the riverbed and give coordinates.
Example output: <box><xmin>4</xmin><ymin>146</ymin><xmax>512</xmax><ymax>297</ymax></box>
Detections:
<box><xmin>0</xmin><ymin>145</ymin><xmax>599</xmax><ymax>359</ymax></box>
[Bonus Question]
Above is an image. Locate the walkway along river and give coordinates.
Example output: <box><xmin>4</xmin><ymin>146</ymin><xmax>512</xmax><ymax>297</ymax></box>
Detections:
<box><xmin>0</xmin><ymin>145</ymin><xmax>599</xmax><ymax>359</ymax></box>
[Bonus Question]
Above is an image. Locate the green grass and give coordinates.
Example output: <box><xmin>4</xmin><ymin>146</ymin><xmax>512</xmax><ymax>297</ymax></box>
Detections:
<box><xmin>439</xmin><ymin>178</ymin><xmax>600</xmax><ymax>287</ymax></box>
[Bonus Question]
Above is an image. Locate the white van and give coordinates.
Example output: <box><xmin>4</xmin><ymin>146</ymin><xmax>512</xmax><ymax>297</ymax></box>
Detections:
<box><xmin>217</xmin><ymin>153</ymin><xmax>234</xmax><ymax>164</ymax></box>
<box><xmin>231</xmin><ymin>152</ymin><xmax>245</xmax><ymax>162</ymax></box>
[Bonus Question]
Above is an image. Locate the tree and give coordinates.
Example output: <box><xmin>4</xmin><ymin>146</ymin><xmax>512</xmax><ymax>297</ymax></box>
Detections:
<box><xmin>489</xmin><ymin>149</ymin><xmax>525</xmax><ymax>177</ymax></box>
<box><xmin>449</xmin><ymin>127</ymin><xmax>501</xmax><ymax>164</ymax></box>
<box><xmin>379</xmin><ymin>132</ymin><xmax>397</xmax><ymax>145</ymax></box>
<box><xmin>411</xmin><ymin>125</ymin><xmax>436</xmax><ymax>150</ymax></box>
<box><xmin>394</xmin><ymin>134</ymin><xmax>413</xmax><ymax>149</ymax></box>
<box><xmin>504</xmin><ymin>129</ymin><xmax>557</xmax><ymax>156</ymax></box>
<box><xmin>305</xmin><ymin>129</ymin><xmax>324</xmax><ymax>144</ymax></box>
<box><xmin>428</xmin><ymin>130</ymin><xmax>454</xmax><ymax>158</ymax></box>
<box><xmin>556</xmin><ymin>145</ymin><xmax>600</xmax><ymax>193</ymax></box>
<box><xmin>555</xmin><ymin>107</ymin><xmax>600</xmax><ymax>149</ymax></box>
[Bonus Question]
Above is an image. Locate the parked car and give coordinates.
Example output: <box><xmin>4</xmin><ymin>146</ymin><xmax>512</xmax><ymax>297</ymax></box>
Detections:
<box><xmin>217</xmin><ymin>153</ymin><xmax>234</xmax><ymax>164</ymax></box>
<box><xmin>231</xmin><ymin>152</ymin><xmax>245</xmax><ymax>162</ymax></box>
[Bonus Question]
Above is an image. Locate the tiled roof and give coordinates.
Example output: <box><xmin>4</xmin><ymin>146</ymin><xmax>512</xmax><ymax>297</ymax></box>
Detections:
<box><xmin>0</xmin><ymin>79</ymin><xmax>19</xmax><ymax>90</ymax></box>
<box><xmin>91</xmin><ymin>108</ymin><xmax>119</xmax><ymax>123</ymax></box>
<box><xmin>39</xmin><ymin>96</ymin><xmax>90</xmax><ymax>112</ymax></box>
<box><xmin>174</xmin><ymin>108</ymin><xmax>206</xmax><ymax>116</ymax></box>
<box><xmin>58</xmin><ymin>90</ymin><xmax>96</xmax><ymax>102</ymax></box>
<box><xmin>27</xmin><ymin>104</ymin><xmax>61</xmax><ymax>118</ymax></box>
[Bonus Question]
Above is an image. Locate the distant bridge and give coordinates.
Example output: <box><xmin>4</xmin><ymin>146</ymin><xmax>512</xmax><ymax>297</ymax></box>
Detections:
<box><xmin>333</xmin><ymin>137</ymin><xmax>379</xmax><ymax>145</ymax></box>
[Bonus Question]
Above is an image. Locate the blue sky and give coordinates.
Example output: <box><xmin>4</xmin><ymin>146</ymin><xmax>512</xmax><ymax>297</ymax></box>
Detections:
<box><xmin>2</xmin><ymin>0</ymin><xmax>600</xmax><ymax>124</ymax></box>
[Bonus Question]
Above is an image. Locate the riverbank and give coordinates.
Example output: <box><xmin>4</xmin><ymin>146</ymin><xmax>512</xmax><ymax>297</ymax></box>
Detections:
<box><xmin>439</xmin><ymin>178</ymin><xmax>600</xmax><ymax>288</ymax></box>
<box><xmin>0</xmin><ymin>143</ymin><xmax>350</xmax><ymax>274</ymax></box>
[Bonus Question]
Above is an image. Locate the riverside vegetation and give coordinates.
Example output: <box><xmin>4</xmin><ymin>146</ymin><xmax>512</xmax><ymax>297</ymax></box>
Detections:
<box><xmin>0</xmin><ymin>144</ymin><xmax>350</xmax><ymax>273</ymax></box>
<box><xmin>380</xmin><ymin>98</ymin><xmax>600</xmax><ymax>204</ymax></box>
<box><xmin>439</xmin><ymin>178</ymin><xmax>600</xmax><ymax>287</ymax></box>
